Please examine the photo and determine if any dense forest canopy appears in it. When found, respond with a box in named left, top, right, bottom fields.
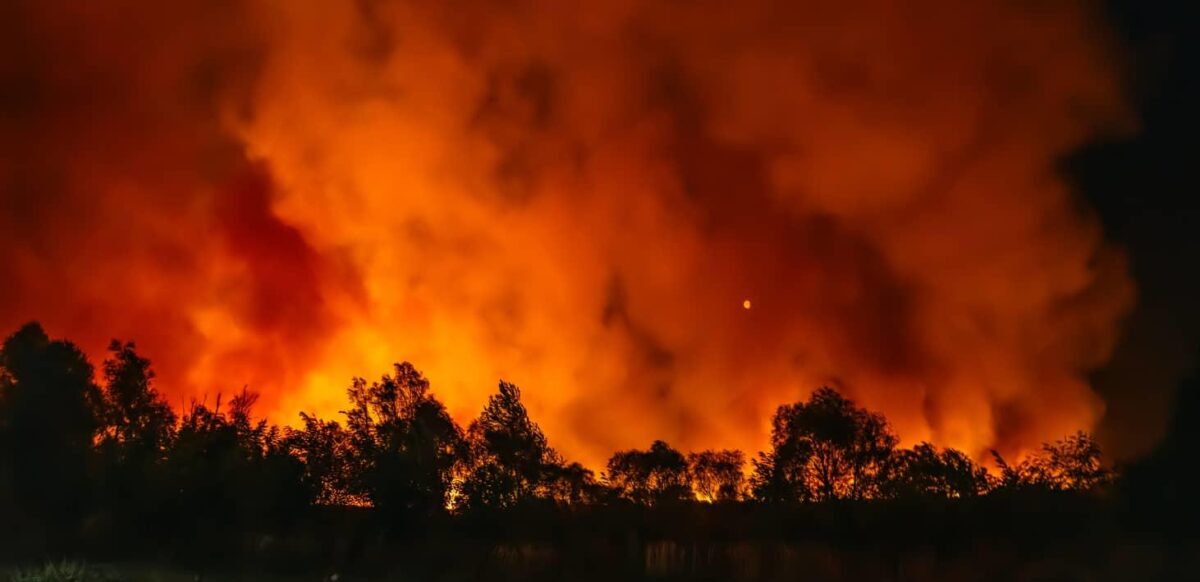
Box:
left=2, top=319, right=1196, bottom=580
left=0, top=322, right=1123, bottom=520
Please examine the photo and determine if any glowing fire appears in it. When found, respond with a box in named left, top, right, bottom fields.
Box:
left=0, top=0, right=1133, bottom=468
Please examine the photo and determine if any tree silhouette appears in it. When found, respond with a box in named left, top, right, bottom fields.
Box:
left=0, top=323, right=102, bottom=525
left=542, top=461, right=603, bottom=506
left=992, top=431, right=1111, bottom=492
left=1034, top=432, right=1112, bottom=490
left=94, top=340, right=178, bottom=535
left=98, top=340, right=176, bottom=456
left=460, top=380, right=561, bottom=510
left=687, top=449, right=745, bottom=502
left=284, top=412, right=357, bottom=506
left=885, top=443, right=992, bottom=499
left=0, top=319, right=1138, bottom=564
left=164, top=390, right=310, bottom=548
left=605, top=440, right=691, bottom=505
left=751, top=387, right=898, bottom=502
left=343, top=362, right=463, bottom=522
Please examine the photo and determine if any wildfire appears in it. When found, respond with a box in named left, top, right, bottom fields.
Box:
left=0, top=0, right=1133, bottom=469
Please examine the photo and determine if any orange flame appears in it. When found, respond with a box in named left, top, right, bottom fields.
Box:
left=0, top=0, right=1134, bottom=468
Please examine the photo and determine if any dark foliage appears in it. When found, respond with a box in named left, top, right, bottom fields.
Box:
left=459, top=380, right=562, bottom=510
left=163, top=390, right=312, bottom=545
left=750, top=387, right=898, bottom=502
left=93, top=340, right=177, bottom=538
left=687, top=449, right=746, bottom=502
left=283, top=412, right=357, bottom=506
left=0, top=321, right=1168, bottom=573
left=0, top=323, right=101, bottom=527
left=343, top=362, right=463, bottom=524
left=991, top=431, right=1113, bottom=492
left=606, top=440, right=692, bottom=505
left=884, top=442, right=992, bottom=499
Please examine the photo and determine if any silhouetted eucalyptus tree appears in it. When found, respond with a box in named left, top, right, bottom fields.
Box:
left=284, top=412, right=357, bottom=506
left=687, top=449, right=745, bottom=502
left=751, top=387, right=897, bottom=502
left=165, top=390, right=310, bottom=544
left=0, top=321, right=1144, bottom=565
left=98, top=340, right=176, bottom=456
left=95, top=340, right=178, bottom=533
left=344, top=362, right=464, bottom=521
left=884, top=443, right=992, bottom=499
left=606, top=440, right=691, bottom=505
left=992, top=431, right=1111, bottom=492
left=460, top=380, right=562, bottom=510
left=543, top=461, right=603, bottom=506
left=0, top=322, right=102, bottom=524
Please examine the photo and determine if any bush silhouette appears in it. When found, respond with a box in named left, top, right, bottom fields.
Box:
left=606, top=440, right=692, bottom=505
left=0, top=320, right=1146, bottom=567
left=343, top=362, right=463, bottom=525
left=751, top=387, right=897, bottom=502
left=0, top=323, right=102, bottom=527
left=460, top=380, right=563, bottom=510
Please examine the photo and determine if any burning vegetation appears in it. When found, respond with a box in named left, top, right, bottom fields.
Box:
left=9, top=321, right=1195, bottom=578
left=0, top=322, right=1113, bottom=521
left=1, top=0, right=1138, bottom=470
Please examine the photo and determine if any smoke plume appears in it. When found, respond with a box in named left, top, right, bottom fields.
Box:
left=1, top=0, right=1135, bottom=466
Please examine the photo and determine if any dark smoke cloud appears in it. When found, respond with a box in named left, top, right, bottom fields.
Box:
left=0, top=0, right=1151, bottom=467
left=0, top=1, right=337, bottom=412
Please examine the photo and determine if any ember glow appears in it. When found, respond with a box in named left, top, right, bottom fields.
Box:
left=1, top=0, right=1134, bottom=467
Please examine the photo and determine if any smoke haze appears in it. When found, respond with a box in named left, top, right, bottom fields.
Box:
left=1, top=0, right=1139, bottom=466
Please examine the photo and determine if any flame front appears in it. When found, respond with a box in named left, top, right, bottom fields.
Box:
left=0, top=0, right=1134, bottom=468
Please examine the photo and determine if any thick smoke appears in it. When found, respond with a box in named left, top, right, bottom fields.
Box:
left=1, top=0, right=1134, bottom=466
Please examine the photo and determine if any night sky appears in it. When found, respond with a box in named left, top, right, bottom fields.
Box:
left=1078, top=0, right=1199, bottom=458
left=1, top=0, right=1198, bottom=465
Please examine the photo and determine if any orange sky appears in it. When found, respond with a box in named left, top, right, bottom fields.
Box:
left=0, top=0, right=1135, bottom=468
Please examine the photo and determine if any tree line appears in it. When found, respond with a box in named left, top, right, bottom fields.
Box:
left=0, top=322, right=1117, bottom=542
